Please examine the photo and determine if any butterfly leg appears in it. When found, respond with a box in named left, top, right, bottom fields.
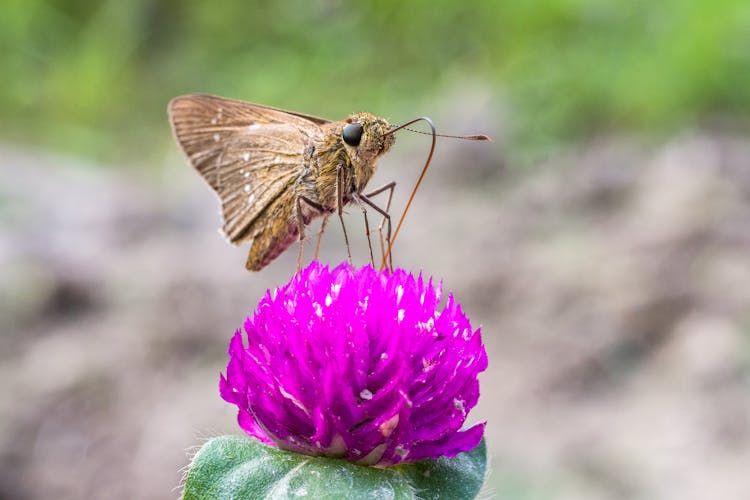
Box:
left=350, top=193, right=376, bottom=266
left=336, top=165, right=353, bottom=265
left=363, top=181, right=396, bottom=271
left=357, top=190, right=394, bottom=272
left=296, top=195, right=328, bottom=272
left=314, top=214, right=330, bottom=260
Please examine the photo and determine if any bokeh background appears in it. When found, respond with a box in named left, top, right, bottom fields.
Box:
left=2, top=1, right=750, bottom=498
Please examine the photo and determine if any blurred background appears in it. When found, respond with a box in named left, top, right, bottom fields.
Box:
left=2, top=1, right=750, bottom=498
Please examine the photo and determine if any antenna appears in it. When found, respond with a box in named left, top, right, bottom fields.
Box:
left=399, top=127, right=491, bottom=142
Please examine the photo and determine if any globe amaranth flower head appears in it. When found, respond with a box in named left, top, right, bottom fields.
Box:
left=220, top=261, right=487, bottom=467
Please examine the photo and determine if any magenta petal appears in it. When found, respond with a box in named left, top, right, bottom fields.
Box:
left=408, top=422, right=487, bottom=462
left=236, top=407, right=274, bottom=445
left=219, top=261, right=487, bottom=465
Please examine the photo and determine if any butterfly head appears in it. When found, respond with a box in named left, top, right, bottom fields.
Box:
left=340, top=112, right=396, bottom=165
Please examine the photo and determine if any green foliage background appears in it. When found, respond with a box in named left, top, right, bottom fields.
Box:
left=2, top=0, right=749, bottom=163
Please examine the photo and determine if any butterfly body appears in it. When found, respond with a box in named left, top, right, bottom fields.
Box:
left=168, top=94, right=395, bottom=271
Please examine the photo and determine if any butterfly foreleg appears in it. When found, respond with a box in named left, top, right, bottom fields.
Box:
left=362, top=181, right=396, bottom=271
left=336, top=164, right=353, bottom=266
left=350, top=193, right=376, bottom=267
left=296, top=195, right=328, bottom=272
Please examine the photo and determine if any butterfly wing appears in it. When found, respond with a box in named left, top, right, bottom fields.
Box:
left=168, top=94, right=330, bottom=243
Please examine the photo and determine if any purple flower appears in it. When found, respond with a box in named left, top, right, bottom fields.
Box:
left=220, top=261, right=487, bottom=466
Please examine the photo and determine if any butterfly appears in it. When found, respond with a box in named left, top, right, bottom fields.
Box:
left=168, top=94, right=398, bottom=271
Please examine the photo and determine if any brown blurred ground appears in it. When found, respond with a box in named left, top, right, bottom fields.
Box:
left=1, top=126, right=749, bottom=499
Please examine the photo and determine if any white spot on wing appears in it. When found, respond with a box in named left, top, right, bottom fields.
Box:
left=244, top=185, right=251, bottom=192
left=247, top=194, right=256, bottom=204
left=248, top=123, right=261, bottom=132
left=213, top=133, right=220, bottom=142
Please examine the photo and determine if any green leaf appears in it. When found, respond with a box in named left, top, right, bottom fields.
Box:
left=182, top=435, right=487, bottom=500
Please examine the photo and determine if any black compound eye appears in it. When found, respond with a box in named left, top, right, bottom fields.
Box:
left=342, top=122, right=363, bottom=146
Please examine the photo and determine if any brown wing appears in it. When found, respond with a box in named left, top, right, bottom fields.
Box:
left=168, top=94, right=330, bottom=243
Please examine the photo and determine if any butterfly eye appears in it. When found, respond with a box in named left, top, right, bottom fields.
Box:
left=342, top=122, right=363, bottom=146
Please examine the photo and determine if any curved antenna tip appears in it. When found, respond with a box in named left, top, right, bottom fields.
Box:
left=467, top=134, right=492, bottom=142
